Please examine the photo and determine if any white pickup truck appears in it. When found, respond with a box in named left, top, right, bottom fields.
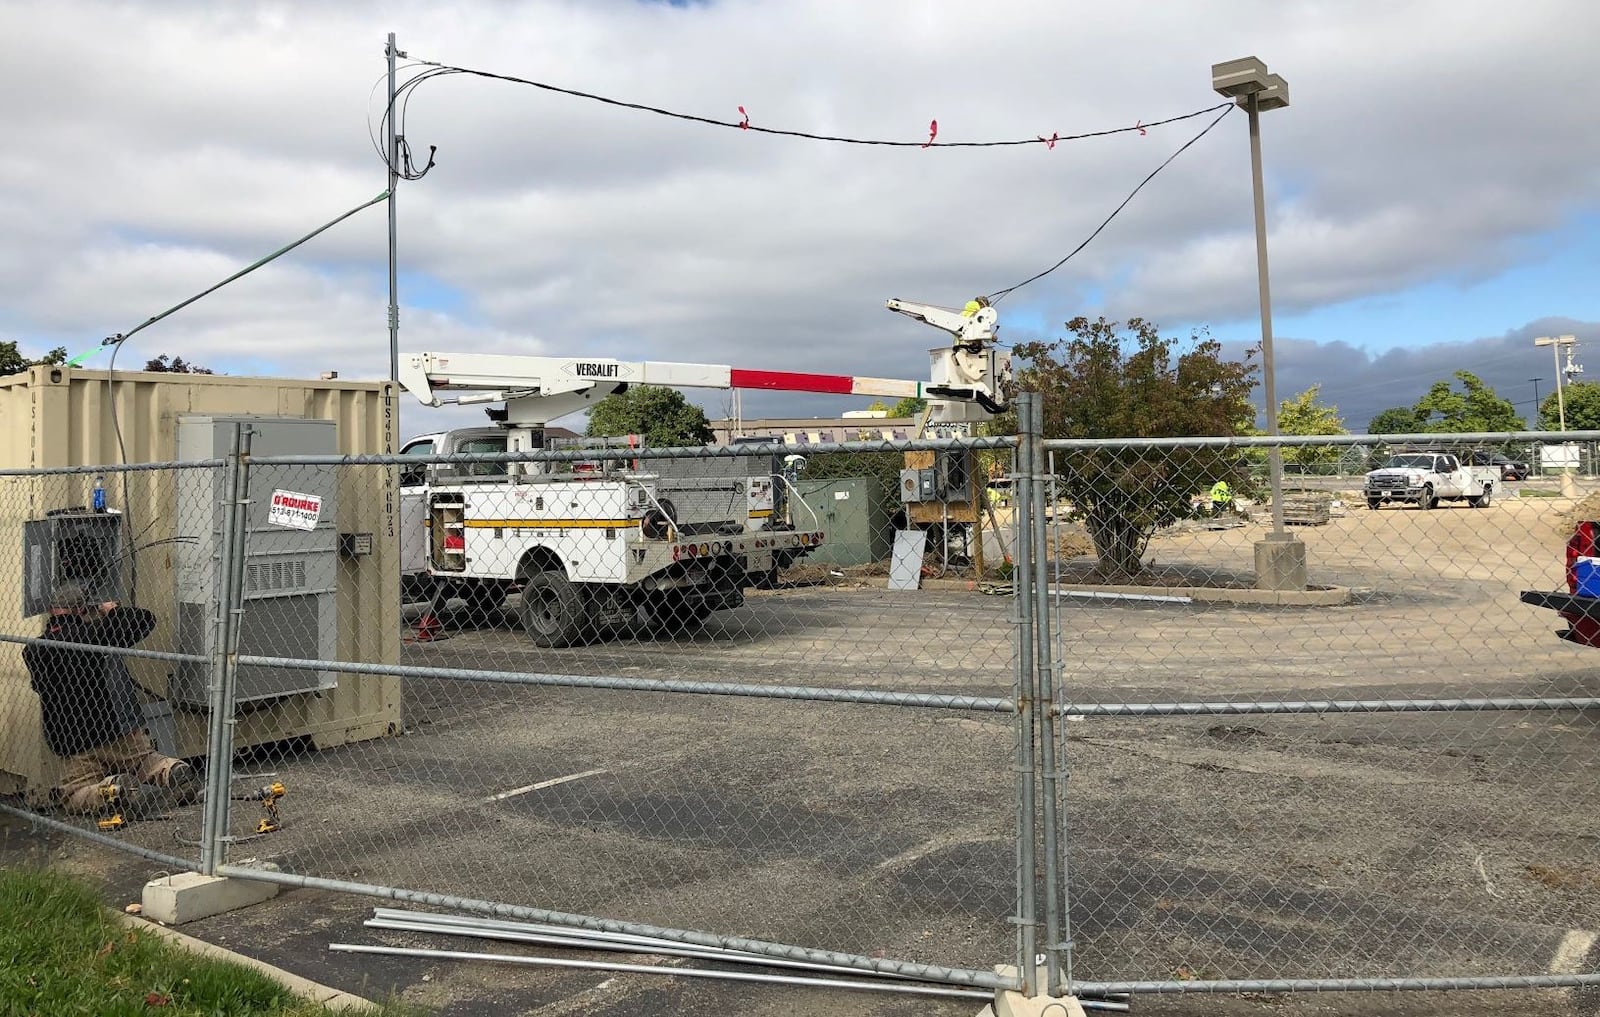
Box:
left=1363, top=451, right=1497, bottom=510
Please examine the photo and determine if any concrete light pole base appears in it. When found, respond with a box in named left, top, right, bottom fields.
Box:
left=1254, top=532, right=1307, bottom=591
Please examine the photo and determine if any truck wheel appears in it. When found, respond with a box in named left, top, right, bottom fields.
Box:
left=519, top=570, right=584, bottom=647
left=1417, top=485, right=1436, bottom=510
left=1366, top=497, right=1381, bottom=511
left=1471, top=485, right=1493, bottom=508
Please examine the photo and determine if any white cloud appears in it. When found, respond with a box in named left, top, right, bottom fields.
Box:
left=2, top=0, right=1597, bottom=432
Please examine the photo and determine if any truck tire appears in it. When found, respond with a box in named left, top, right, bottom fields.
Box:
left=1417, top=485, right=1436, bottom=510
left=1366, top=497, right=1381, bottom=511
left=1471, top=485, right=1493, bottom=508
left=519, top=569, right=585, bottom=647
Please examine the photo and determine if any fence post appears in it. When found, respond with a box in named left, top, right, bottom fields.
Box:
left=199, top=424, right=253, bottom=874
left=1011, top=393, right=1039, bottom=995
left=1028, top=398, right=1071, bottom=996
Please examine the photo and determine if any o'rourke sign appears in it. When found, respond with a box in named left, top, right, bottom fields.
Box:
left=268, top=489, right=322, bottom=531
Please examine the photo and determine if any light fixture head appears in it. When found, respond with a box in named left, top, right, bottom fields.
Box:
left=1212, top=56, right=1270, bottom=97
left=1253, top=73, right=1290, bottom=111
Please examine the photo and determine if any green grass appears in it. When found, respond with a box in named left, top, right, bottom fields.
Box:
left=1518, top=488, right=1561, bottom=498
left=0, top=867, right=422, bottom=1017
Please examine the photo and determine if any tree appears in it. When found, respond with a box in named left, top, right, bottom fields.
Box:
left=586, top=385, right=714, bottom=446
left=1538, top=381, right=1600, bottom=431
left=1367, top=406, right=1421, bottom=436
left=890, top=396, right=927, bottom=419
left=1413, top=370, right=1522, bottom=432
left=1276, top=384, right=1347, bottom=472
left=0, top=341, right=67, bottom=377
left=1005, top=316, right=1257, bottom=577
left=143, top=354, right=214, bottom=374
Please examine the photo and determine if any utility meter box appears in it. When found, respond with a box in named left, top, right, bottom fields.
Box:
left=171, top=415, right=339, bottom=706
left=21, top=511, right=124, bottom=617
left=900, top=468, right=938, bottom=503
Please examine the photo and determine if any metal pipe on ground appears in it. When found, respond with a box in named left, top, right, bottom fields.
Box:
left=330, top=943, right=992, bottom=1001
left=366, top=917, right=906, bottom=981
left=365, top=912, right=1135, bottom=1009
left=371, top=907, right=758, bottom=953
left=330, top=943, right=1133, bottom=1011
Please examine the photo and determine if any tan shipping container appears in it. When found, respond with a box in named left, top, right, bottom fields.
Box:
left=0, top=365, right=402, bottom=795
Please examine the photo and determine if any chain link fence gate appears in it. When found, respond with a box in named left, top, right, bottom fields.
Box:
left=1043, top=428, right=1600, bottom=1003
left=204, top=427, right=1050, bottom=997
left=0, top=453, right=231, bottom=876
left=7, top=415, right=1598, bottom=1009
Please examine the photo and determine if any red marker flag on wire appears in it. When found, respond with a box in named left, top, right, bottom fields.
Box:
left=1039, top=132, right=1059, bottom=150
left=737, top=106, right=750, bottom=129
left=922, top=119, right=938, bottom=148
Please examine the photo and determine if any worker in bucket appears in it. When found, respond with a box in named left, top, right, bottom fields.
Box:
left=1210, top=479, right=1234, bottom=518
left=23, top=583, right=202, bottom=818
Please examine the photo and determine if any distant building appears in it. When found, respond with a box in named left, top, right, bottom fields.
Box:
left=710, top=416, right=918, bottom=446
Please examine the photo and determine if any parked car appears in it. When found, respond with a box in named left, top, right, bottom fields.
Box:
left=1467, top=449, right=1528, bottom=481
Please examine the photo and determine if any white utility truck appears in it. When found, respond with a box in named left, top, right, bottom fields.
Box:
left=1363, top=450, right=1498, bottom=510
left=396, top=297, right=1010, bottom=645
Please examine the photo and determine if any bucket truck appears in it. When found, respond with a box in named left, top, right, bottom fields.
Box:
left=396, top=298, right=1009, bottom=646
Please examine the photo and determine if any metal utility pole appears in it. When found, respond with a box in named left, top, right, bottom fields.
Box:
left=1535, top=335, right=1578, bottom=433
left=386, top=32, right=402, bottom=385
left=1530, top=378, right=1542, bottom=424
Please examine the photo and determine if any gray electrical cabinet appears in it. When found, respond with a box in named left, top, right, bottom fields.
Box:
left=22, top=511, right=124, bottom=617
left=792, top=476, right=894, bottom=567
left=171, top=416, right=338, bottom=706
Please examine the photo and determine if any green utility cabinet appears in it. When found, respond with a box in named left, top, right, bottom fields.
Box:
left=793, top=477, right=893, bottom=567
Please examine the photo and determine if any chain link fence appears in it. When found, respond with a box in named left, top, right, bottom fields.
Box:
left=2, top=416, right=1598, bottom=1005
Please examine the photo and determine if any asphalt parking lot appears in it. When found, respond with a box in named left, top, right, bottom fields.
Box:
left=9, top=494, right=1600, bottom=1015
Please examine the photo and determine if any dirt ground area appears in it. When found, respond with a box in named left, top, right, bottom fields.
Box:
left=7, top=486, right=1600, bottom=1015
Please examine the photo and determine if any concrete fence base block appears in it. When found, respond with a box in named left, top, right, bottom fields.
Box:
left=982, top=964, right=1089, bottom=1017
left=991, top=990, right=1088, bottom=1017
left=142, top=871, right=278, bottom=925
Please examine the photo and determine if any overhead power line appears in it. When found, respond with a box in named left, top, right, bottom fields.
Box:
left=382, top=58, right=1232, bottom=152
left=985, top=104, right=1235, bottom=304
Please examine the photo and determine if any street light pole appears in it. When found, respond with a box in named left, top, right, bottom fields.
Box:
left=1245, top=90, right=1285, bottom=537
left=1213, top=56, right=1302, bottom=591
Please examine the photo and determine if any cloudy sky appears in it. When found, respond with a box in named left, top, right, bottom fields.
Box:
left=3, top=0, right=1598, bottom=437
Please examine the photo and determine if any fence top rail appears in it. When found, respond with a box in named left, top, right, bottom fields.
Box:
left=247, top=435, right=1017, bottom=466
left=0, top=459, right=225, bottom=478
left=1042, top=429, right=1600, bottom=451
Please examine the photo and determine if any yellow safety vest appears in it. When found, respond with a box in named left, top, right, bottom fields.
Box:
left=1211, top=481, right=1232, bottom=504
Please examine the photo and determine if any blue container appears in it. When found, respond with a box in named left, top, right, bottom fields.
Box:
left=1576, top=557, right=1600, bottom=598
left=92, top=475, right=106, bottom=513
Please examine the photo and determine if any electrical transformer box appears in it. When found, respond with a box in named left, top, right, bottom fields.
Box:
left=21, top=511, right=123, bottom=617
left=171, top=415, right=339, bottom=706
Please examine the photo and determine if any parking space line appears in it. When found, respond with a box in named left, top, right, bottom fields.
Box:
left=485, top=768, right=608, bottom=803
left=1550, top=930, right=1597, bottom=974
